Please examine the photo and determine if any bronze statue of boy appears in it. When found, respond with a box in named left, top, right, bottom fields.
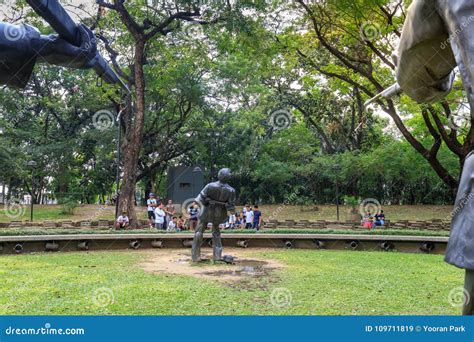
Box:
left=191, top=168, right=236, bottom=263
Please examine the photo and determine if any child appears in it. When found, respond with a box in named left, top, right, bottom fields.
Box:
left=245, top=205, right=254, bottom=229
left=146, top=193, right=157, bottom=228
left=115, top=211, right=129, bottom=230
left=235, top=214, right=243, bottom=229
left=154, top=203, right=166, bottom=230
left=167, top=216, right=178, bottom=232
left=252, top=205, right=262, bottom=231
left=362, top=211, right=373, bottom=230
left=374, top=210, right=385, bottom=227
left=188, top=202, right=200, bottom=230
left=177, top=215, right=186, bottom=231
left=228, top=212, right=236, bottom=229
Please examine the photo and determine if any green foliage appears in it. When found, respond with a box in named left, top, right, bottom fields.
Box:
left=0, top=0, right=464, bottom=208
left=343, top=196, right=360, bottom=207
left=58, top=197, right=79, bottom=215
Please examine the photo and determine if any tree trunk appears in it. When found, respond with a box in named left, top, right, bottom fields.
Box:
left=385, top=104, right=458, bottom=196
left=118, top=40, right=146, bottom=228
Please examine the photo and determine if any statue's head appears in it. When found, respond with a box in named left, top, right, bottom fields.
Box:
left=218, top=168, right=232, bottom=183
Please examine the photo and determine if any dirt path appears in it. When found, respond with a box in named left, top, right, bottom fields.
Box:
left=139, top=248, right=285, bottom=289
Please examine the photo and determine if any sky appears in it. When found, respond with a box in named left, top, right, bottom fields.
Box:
left=0, top=0, right=96, bottom=22
left=0, top=0, right=431, bottom=135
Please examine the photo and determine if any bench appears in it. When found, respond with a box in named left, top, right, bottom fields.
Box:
left=43, top=221, right=56, bottom=228
left=98, top=220, right=110, bottom=229
left=9, top=221, right=22, bottom=228
left=60, top=220, right=75, bottom=228
left=80, top=221, right=92, bottom=228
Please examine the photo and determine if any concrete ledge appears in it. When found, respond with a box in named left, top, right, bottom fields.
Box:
left=0, top=233, right=448, bottom=256
left=0, top=233, right=449, bottom=243
left=0, top=218, right=450, bottom=231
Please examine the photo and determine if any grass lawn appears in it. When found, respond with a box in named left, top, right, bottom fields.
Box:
left=0, top=205, right=118, bottom=223
left=0, top=204, right=454, bottom=223
left=0, top=249, right=463, bottom=315
left=261, top=204, right=453, bottom=222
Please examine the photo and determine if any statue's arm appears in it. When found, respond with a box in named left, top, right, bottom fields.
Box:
left=34, top=24, right=97, bottom=69
left=0, top=22, right=97, bottom=88
left=0, top=23, right=41, bottom=88
left=395, top=0, right=457, bottom=103
left=226, top=189, right=236, bottom=213
left=196, top=185, right=211, bottom=205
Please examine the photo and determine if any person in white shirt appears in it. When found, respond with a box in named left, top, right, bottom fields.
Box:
left=245, top=205, right=254, bottom=229
left=228, top=213, right=236, bottom=229
left=154, top=203, right=165, bottom=230
left=167, top=216, right=178, bottom=232
left=115, top=211, right=129, bottom=230
left=146, top=193, right=158, bottom=228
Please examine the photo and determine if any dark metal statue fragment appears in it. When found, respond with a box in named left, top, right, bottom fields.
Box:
left=191, top=168, right=236, bottom=263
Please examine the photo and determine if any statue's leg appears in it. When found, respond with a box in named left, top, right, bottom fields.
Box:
left=212, top=223, right=223, bottom=261
left=191, top=220, right=204, bottom=262
left=463, top=269, right=474, bottom=315
left=438, top=1, right=474, bottom=112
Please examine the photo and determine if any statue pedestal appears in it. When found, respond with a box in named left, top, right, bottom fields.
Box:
left=463, top=269, right=474, bottom=315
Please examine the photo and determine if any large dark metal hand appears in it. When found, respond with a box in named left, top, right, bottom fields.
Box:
left=35, top=24, right=97, bottom=69
left=26, top=0, right=129, bottom=92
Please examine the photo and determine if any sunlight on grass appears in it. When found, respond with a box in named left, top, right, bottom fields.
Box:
left=0, top=249, right=463, bottom=315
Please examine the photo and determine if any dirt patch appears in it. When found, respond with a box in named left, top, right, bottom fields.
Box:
left=139, top=248, right=284, bottom=289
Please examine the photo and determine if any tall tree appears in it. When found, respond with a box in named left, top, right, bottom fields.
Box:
left=287, top=0, right=469, bottom=194
left=95, top=0, right=233, bottom=226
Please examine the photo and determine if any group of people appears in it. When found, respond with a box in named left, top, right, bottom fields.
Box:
left=115, top=193, right=264, bottom=232
left=146, top=193, right=186, bottom=231
left=116, top=196, right=383, bottom=232
left=229, top=204, right=263, bottom=231
left=362, top=210, right=385, bottom=230
left=226, top=205, right=263, bottom=230
left=117, top=198, right=385, bottom=232
left=185, top=203, right=264, bottom=231
left=147, top=192, right=265, bottom=231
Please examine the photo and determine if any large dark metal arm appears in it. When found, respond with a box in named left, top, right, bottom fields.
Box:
left=26, top=0, right=129, bottom=92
